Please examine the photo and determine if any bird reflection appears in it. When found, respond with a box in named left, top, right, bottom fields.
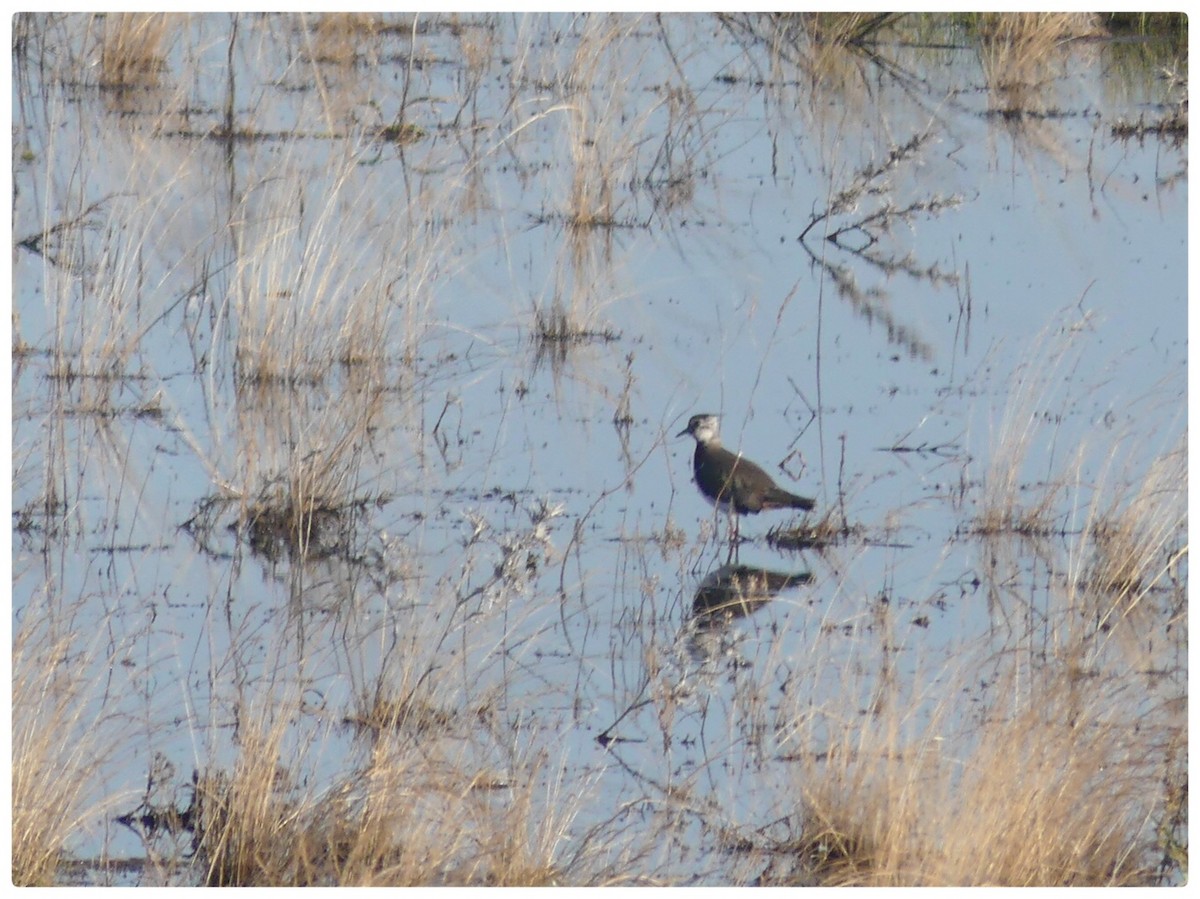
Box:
left=689, top=563, right=812, bottom=627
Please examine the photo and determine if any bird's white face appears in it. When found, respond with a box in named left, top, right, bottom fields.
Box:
left=689, top=414, right=720, bottom=444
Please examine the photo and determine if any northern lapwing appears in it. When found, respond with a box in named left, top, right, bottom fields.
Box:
left=677, top=413, right=814, bottom=552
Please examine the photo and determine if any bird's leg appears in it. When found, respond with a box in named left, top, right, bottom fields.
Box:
left=725, top=507, right=740, bottom=563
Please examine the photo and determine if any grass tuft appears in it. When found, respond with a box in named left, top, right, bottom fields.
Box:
left=12, top=607, right=130, bottom=885
left=972, top=13, right=1102, bottom=113
left=98, top=13, right=172, bottom=89
left=185, top=701, right=591, bottom=886
left=768, top=658, right=1179, bottom=886
left=1079, top=437, right=1186, bottom=629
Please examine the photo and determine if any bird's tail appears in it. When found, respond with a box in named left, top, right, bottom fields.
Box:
left=764, top=487, right=815, bottom=511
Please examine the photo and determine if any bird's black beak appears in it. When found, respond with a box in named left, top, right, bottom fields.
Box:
left=675, top=426, right=690, bottom=438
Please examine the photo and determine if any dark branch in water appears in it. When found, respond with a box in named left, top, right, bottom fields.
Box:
left=797, top=130, right=965, bottom=362
left=15, top=196, right=119, bottom=270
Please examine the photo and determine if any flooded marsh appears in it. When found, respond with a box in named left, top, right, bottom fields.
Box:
left=11, top=13, right=1187, bottom=886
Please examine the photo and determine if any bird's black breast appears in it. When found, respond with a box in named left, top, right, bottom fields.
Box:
left=694, top=444, right=770, bottom=514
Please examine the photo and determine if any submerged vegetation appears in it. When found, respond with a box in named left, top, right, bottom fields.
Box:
left=12, top=12, right=1186, bottom=887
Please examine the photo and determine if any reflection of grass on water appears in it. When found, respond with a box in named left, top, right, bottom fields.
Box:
left=531, top=298, right=620, bottom=376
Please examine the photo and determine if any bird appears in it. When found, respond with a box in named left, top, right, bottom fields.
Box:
left=676, top=413, right=814, bottom=548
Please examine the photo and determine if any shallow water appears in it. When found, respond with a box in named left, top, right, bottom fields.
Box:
left=11, top=13, right=1187, bottom=885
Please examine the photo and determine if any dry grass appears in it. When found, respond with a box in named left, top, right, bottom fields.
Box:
left=48, top=198, right=153, bottom=387
left=12, top=13, right=1186, bottom=887
left=767, top=511, right=849, bottom=553
left=734, top=12, right=902, bottom=67
left=306, top=12, right=383, bottom=66
left=973, top=312, right=1187, bottom=609
left=780, top=665, right=1175, bottom=885
left=520, top=16, right=658, bottom=366
left=973, top=313, right=1092, bottom=536
left=973, top=13, right=1102, bottom=113
left=170, top=490, right=589, bottom=886
left=98, top=13, right=173, bottom=88
left=530, top=298, right=620, bottom=376
left=11, top=607, right=130, bottom=886
left=768, top=517, right=1183, bottom=886
left=228, top=143, right=449, bottom=384
left=187, top=696, right=595, bottom=886
left=717, top=12, right=904, bottom=126
left=560, top=15, right=644, bottom=233
left=797, top=12, right=900, bottom=47
left=1102, top=12, right=1188, bottom=37
left=1082, top=437, right=1186, bottom=625
left=193, top=374, right=388, bottom=562
left=231, top=163, right=380, bottom=385
left=745, top=316, right=1186, bottom=886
